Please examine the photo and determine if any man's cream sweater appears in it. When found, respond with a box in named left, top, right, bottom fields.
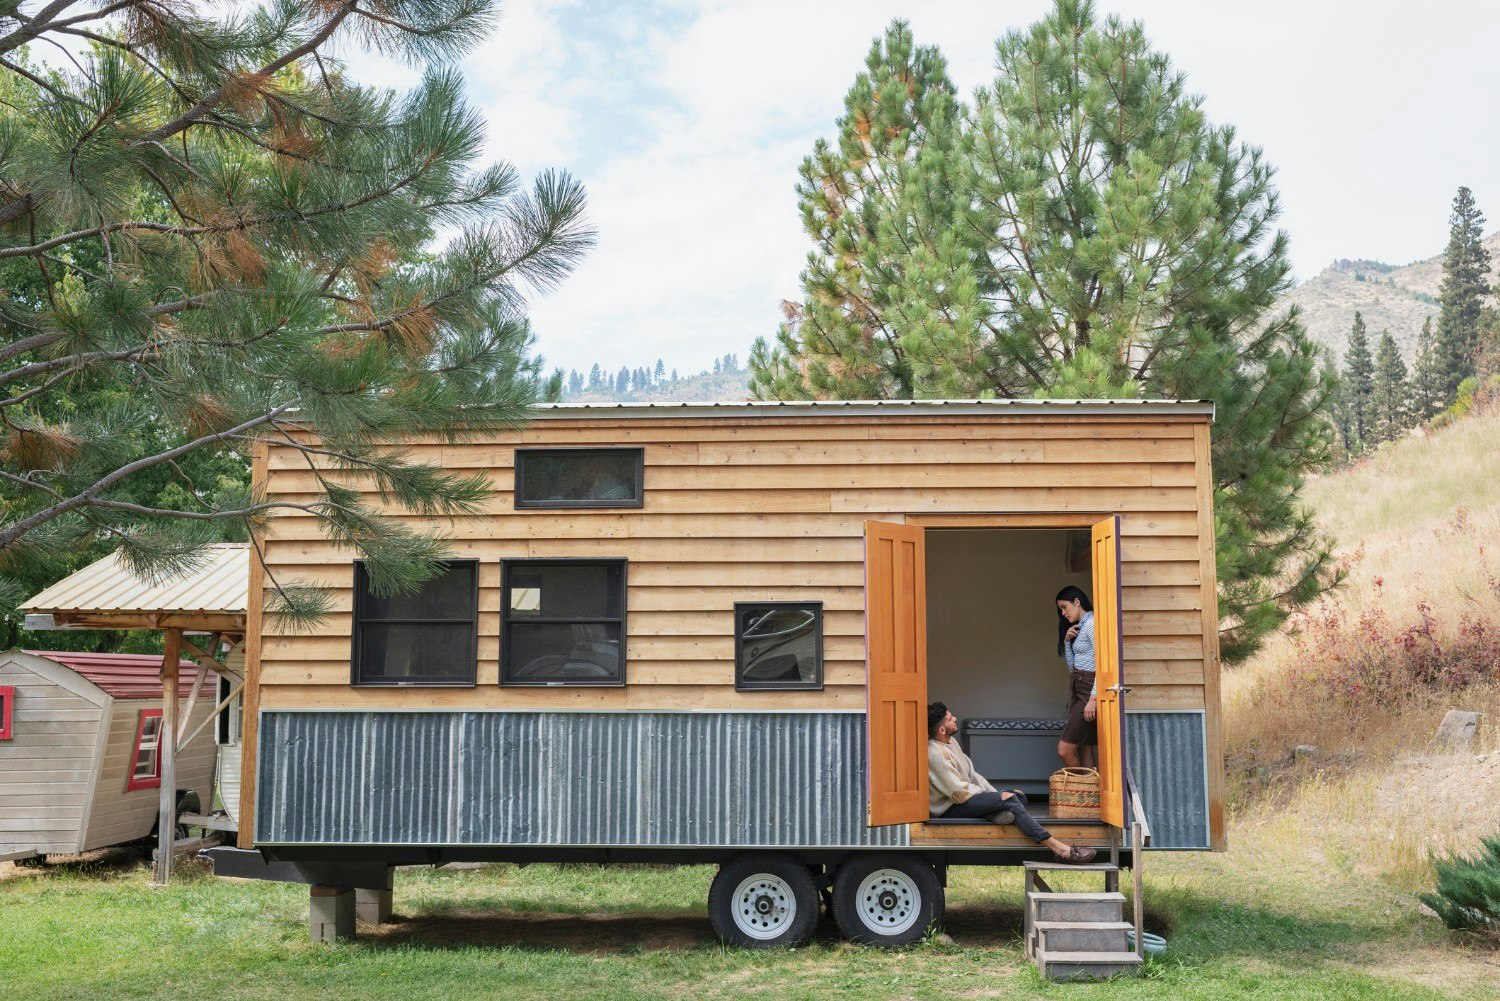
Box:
left=928, top=737, right=996, bottom=816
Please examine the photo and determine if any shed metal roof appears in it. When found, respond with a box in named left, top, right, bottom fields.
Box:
left=21, top=543, right=249, bottom=617
left=530, top=399, right=1215, bottom=420
left=22, top=650, right=213, bottom=700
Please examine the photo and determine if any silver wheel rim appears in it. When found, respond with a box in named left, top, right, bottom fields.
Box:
left=731, top=873, right=798, bottom=940
left=856, top=868, right=921, bottom=935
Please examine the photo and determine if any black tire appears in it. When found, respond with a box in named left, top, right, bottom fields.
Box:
left=832, top=853, right=943, bottom=946
left=708, top=852, right=820, bottom=949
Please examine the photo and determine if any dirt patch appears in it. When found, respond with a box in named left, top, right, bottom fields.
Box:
left=0, top=845, right=151, bottom=882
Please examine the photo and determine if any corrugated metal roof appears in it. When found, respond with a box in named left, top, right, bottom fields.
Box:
left=530, top=399, right=1215, bottom=420
left=21, top=543, right=248, bottom=616
left=24, top=650, right=214, bottom=700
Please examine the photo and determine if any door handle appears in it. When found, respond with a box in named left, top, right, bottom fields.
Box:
left=1107, top=684, right=1131, bottom=696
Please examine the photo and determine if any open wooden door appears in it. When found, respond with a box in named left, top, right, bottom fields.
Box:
left=864, top=521, right=928, bottom=827
left=1092, top=516, right=1128, bottom=829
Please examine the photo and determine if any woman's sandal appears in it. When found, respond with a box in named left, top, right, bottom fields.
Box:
left=1054, top=845, right=1097, bottom=865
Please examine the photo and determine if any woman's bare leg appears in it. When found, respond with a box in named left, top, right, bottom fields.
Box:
left=1057, top=740, right=1082, bottom=768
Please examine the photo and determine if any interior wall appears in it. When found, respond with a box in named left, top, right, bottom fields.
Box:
left=926, top=529, right=1091, bottom=721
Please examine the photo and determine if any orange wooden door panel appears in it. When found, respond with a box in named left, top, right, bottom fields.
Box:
left=1092, top=515, right=1127, bottom=829
left=864, top=521, right=929, bottom=827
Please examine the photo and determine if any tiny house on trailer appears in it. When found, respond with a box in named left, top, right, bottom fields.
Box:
left=212, top=400, right=1223, bottom=949
left=0, top=651, right=216, bottom=862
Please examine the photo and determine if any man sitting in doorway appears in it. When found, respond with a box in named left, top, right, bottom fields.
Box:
left=928, top=702, right=1097, bottom=864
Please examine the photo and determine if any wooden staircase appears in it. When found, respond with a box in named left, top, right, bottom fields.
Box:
left=1024, top=861, right=1143, bottom=981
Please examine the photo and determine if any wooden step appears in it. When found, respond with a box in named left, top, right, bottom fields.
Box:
left=1034, top=920, right=1132, bottom=954
left=1029, top=891, right=1125, bottom=924
left=1037, top=949, right=1144, bottom=982
left=1022, top=860, right=1119, bottom=872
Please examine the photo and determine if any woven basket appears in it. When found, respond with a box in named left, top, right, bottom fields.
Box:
left=1048, top=767, right=1101, bottom=819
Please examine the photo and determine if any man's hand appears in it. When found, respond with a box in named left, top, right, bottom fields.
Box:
left=1084, top=697, right=1097, bottom=722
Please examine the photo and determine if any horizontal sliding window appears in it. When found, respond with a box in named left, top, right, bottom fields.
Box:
left=352, top=560, right=478, bottom=686
left=514, top=448, right=643, bottom=509
left=735, top=602, right=824, bottom=691
left=502, top=560, right=626, bottom=686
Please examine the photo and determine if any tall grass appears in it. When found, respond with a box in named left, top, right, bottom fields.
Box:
left=1224, top=404, right=1500, bottom=885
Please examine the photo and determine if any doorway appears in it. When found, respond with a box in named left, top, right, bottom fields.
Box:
left=925, top=528, right=1090, bottom=798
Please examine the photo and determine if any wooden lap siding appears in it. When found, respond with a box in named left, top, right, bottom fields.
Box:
left=82, top=692, right=218, bottom=851
left=0, top=660, right=104, bottom=854
left=253, top=415, right=1213, bottom=718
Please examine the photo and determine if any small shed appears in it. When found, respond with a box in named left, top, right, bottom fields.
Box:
left=0, top=651, right=216, bottom=861
left=18, top=543, right=249, bottom=879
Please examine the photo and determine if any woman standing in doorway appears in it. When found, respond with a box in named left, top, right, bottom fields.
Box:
left=1055, top=586, right=1097, bottom=768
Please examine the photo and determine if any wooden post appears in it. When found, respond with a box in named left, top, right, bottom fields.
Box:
left=153, top=628, right=183, bottom=885
left=1132, top=821, right=1145, bottom=958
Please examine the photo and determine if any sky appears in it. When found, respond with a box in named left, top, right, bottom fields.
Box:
left=339, top=0, right=1500, bottom=377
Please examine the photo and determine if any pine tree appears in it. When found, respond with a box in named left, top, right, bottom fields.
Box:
left=1434, top=186, right=1493, bottom=402
left=616, top=367, right=629, bottom=394
left=749, top=2, right=1339, bottom=662
left=713, top=358, right=721, bottom=375
left=1342, top=312, right=1375, bottom=449
left=655, top=359, right=666, bottom=384
left=1370, top=331, right=1410, bottom=444
left=1411, top=316, right=1443, bottom=420
left=589, top=364, right=603, bottom=389
left=1323, top=357, right=1353, bottom=459
left=0, top=3, right=591, bottom=618
left=671, top=369, right=679, bottom=382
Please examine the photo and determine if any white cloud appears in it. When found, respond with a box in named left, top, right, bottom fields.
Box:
left=337, top=0, right=1500, bottom=375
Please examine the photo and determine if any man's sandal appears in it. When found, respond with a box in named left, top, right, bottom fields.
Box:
left=1054, top=845, right=1097, bottom=864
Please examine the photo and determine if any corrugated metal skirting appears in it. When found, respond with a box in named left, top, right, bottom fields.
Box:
left=258, top=712, right=909, bottom=849
left=1125, top=711, right=1210, bottom=849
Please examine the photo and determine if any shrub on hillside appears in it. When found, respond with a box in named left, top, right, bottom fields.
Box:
left=1419, top=835, right=1500, bottom=940
left=1280, top=572, right=1500, bottom=705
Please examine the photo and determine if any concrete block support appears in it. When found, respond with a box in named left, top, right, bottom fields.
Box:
left=310, top=885, right=355, bottom=944
left=356, top=867, right=395, bottom=925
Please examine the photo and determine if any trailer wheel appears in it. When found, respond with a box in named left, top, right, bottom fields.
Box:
left=708, top=853, right=819, bottom=948
left=832, top=853, right=943, bottom=946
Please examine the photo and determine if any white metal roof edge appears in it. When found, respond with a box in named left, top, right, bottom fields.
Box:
left=530, top=399, right=1215, bottom=420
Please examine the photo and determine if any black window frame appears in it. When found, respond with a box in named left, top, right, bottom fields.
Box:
left=513, top=447, right=645, bottom=510
left=500, top=558, right=628, bottom=687
left=350, top=559, right=480, bottom=688
left=733, top=601, right=824, bottom=692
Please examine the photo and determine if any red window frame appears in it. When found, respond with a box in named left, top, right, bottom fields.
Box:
left=126, top=708, right=164, bottom=791
left=0, top=685, right=13, bottom=739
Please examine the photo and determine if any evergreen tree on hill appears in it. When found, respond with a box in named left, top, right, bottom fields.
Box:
left=1370, top=331, right=1410, bottom=445
left=748, top=2, right=1338, bottom=662
left=1342, top=312, right=1375, bottom=449
left=1411, top=317, right=1443, bottom=420
left=1434, top=186, right=1492, bottom=402
left=589, top=364, right=603, bottom=389
left=0, top=3, right=592, bottom=618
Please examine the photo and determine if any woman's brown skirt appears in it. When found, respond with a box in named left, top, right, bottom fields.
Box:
left=1061, top=670, right=1097, bottom=746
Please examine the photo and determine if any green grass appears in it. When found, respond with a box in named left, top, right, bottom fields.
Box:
left=2, top=847, right=1493, bottom=1001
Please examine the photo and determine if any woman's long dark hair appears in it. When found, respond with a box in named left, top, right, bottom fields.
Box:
left=1055, top=586, right=1094, bottom=656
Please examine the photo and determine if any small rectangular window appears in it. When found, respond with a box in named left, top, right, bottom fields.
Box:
left=0, top=685, right=13, bottom=739
left=514, top=448, right=644, bottom=509
left=352, top=560, right=478, bottom=686
left=126, top=709, right=163, bottom=791
left=735, top=602, right=824, bottom=691
left=501, top=560, right=627, bottom=685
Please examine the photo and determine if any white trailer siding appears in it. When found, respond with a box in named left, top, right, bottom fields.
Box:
left=82, top=690, right=217, bottom=851
left=0, top=655, right=108, bottom=855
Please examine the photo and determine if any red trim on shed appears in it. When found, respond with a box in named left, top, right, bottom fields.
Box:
left=126, top=708, right=164, bottom=791
left=0, top=685, right=13, bottom=739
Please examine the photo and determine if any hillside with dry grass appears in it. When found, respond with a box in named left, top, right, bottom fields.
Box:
left=1224, top=404, right=1500, bottom=887
left=1281, top=232, right=1500, bottom=365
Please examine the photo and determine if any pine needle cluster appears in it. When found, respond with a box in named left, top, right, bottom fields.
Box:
left=0, top=2, right=593, bottom=623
